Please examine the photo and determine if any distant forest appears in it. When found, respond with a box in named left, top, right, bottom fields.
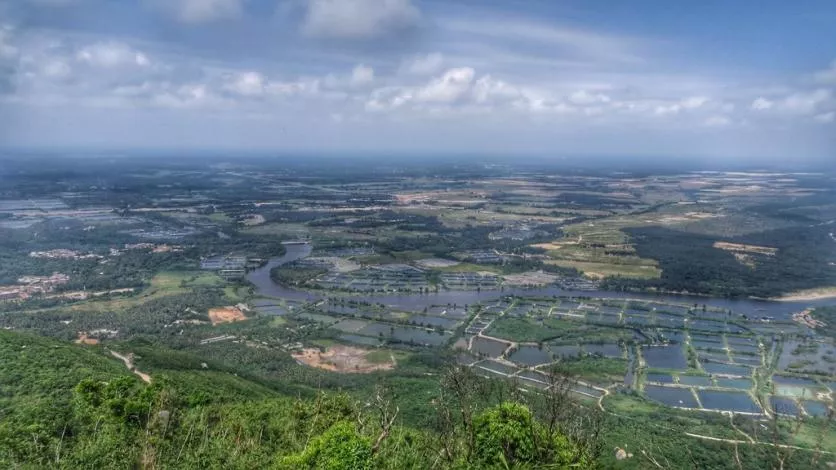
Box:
left=604, top=225, right=836, bottom=298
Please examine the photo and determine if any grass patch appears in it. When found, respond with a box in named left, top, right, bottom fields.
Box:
left=550, top=357, right=628, bottom=384
left=366, top=350, right=394, bottom=364
left=243, top=223, right=310, bottom=237
left=434, top=263, right=500, bottom=274
left=269, top=317, right=287, bottom=327
left=59, top=271, right=223, bottom=314
left=545, top=260, right=661, bottom=279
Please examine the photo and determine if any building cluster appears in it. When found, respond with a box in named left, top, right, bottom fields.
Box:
left=119, top=243, right=183, bottom=254
left=461, top=250, right=507, bottom=264
left=29, top=249, right=102, bottom=260
left=488, top=224, right=549, bottom=241
left=792, top=309, right=826, bottom=329
left=0, top=273, right=70, bottom=301
left=200, top=255, right=248, bottom=279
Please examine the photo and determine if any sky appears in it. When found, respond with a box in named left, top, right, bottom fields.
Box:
left=1, top=0, right=835, bottom=161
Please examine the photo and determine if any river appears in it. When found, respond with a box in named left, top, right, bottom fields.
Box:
left=247, top=243, right=835, bottom=320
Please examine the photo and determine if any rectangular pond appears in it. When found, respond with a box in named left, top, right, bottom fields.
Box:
left=801, top=400, right=831, bottom=417
left=476, top=360, right=519, bottom=376
left=692, top=340, right=727, bottom=350
left=643, top=345, right=688, bottom=370
left=407, top=315, right=460, bottom=329
left=678, top=375, right=712, bottom=387
left=769, top=397, right=800, bottom=416
left=645, top=385, right=699, bottom=408
left=338, top=334, right=382, bottom=346
left=256, top=305, right=290, bottom=316
left=646, top=373, right=675, bottom=384
left=508, top=346, right=553, bottom=366
left=357, top=323, right=449, bottom=346
left=716, top=378, right=753, bottom=390
left=583, top=344, right=622, bottom=358
left=456, top=352, right=480, bottom=366
left=729, top=343, right=760, bottom=354
left=548, top=344, right=582, bottom=358
left=517, top=369, right=549, bottom=383
left=702, top=362, right=751, bottom=377
left=730, top=355, right=762, bottom=366
left=472, top=337, right=509, bottom=358
left=698, top=390, right=761, bottom=413
left=333, top=319, right=370, bottom=333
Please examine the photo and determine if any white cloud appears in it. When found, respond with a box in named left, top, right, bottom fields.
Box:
left=41, top=59, right=72, bottom=79
left=76, top=42, right=150, bottom=68
left=750, top=90, right=831, bottom=116
left=704, top=115, right=731, bottom=127
left=472, top=75, right=523, bottom=104
left=399, top=53, right=443, bottom=75
left=303, top=0, right=421, bottom=39
left=439, top=17, right=645, bottom=63
left=365, top=67, right=539, bottom=113
left=653, top=96, right=710, bottom=115
left=751, top=97, right=773, bottom=110
left=568, top=90, right=610, bottom=105
left=415, top=67, right=474, bottom=103
left=266, top=77, right=321, bottom=97
left=350, top=64, right=374, bottom=86
left=225, top=71, right=266, bottom=96
left=814, top=111, right=834, bottom=123
left=781, top=89, right=831, bottom=114
left=152, top=83, right=215, bottom=108
left=145, top=0, right=245, bottom=24
left=681, top=96, right=708, bottom=109
left=653, top=104, right=679, bottom=116
left=110, top=80, right=224, bottom=109
left=813, top=60, right=836, bottom=85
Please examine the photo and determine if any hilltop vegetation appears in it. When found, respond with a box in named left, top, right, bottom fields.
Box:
left=0, top=330, right=600, bottom=469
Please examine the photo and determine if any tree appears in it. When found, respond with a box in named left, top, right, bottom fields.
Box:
left=279, top=421, right=372, bottom=470
left=473, top=402, right=592, bottom=469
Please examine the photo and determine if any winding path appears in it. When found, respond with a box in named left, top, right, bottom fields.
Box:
left=109, top=349, right=152, bottom=383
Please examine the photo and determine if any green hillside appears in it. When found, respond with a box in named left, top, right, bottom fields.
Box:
left=0, top=331, right=599, bottom=469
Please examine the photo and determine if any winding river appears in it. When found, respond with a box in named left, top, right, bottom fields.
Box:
left=247, top=243, right=835, bottom=320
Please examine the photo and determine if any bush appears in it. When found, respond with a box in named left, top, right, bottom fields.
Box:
left=279, top=421, right=372, bottom=470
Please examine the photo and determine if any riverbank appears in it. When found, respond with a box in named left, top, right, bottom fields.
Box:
left=772, top=287, right=836, bottom=302
left=247, top=244, right=836, bottom=321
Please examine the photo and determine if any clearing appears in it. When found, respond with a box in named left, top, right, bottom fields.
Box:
left=75, top=332, right=99, bottom=345
left=208, top=306, right=247, bottom=325
left=415, top=258, right=461, bottom=269
left=775, top=287, right=836, bottom=302
left=292, top=345, right=396, bottom=373
left=109, top=349, right=152, bottom=383
left=713, top=242, right=778, bottom=256
left=545, top=259, right=661, bottom=280
left=502, top=271, right=559, bottom=287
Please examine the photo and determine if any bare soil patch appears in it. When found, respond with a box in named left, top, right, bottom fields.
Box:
left=531, top=239, right=579, bottom=251
left=241, top=214, right=266, bottom=226
left=503, top=271, right=559, bottom=287
left=292, top=345, right=395, bottom=373
left=75, top=333, right=99, bottom=345
left=774, top=287, right=836, bottom=302
left=208, top=306, right=247, bottom=325
left=713, top=242, right=777, bottom=256
left=415, top=258, right=461, bottom=269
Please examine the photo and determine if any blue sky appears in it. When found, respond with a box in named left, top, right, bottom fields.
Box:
left=1, top=0, right=835, bottom=160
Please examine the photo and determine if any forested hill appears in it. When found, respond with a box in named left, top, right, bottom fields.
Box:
left=0, top=330, right=597, bottom=469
